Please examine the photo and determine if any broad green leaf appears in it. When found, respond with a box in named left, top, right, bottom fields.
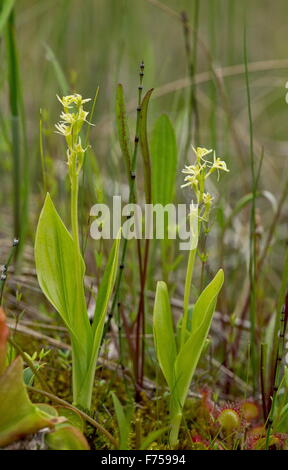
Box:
left=92, top=236, right=120, bottom=333
left=35, top=193, right=90, bottom=343
left=0, top=357, right=57, bottom=447
left=151, top=115, right=177, bottom=205
left=35, top=193, right=93, bottom=407
left=174, top=269, right=224, bottom=408
left=139, top=88, right=154, bottom=203
left=191, top=268, right=224, bottom=333
left=111, top=392, right=131, bottom=450
left=45, top=424, right=89, bottom=450
left=90, top=236, right=120, bottom=356
left=79, top=237, right=120, bottom=403
left=116, top=84, right=132, bottom=180
left=153, top=281, right=177, bottom=390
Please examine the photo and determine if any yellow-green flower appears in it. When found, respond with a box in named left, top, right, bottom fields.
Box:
left=192, top=146, right=213, bottom=162
left=181, top=166, right=199, bottom=188
left=182, top=164, right=203, bottom=177
left=57, top=94, right=91, bottom=109
left=181, top=146, right=229, bottom=216
left=181, top=173, right=199, bottom=189
left=55, top=93, right=91, bottom=176
left=206, top=151, right=230, bottom=180
left=203, top=192, right=213, bottom=205
left=55, top=121, right=71, bottom=137
left=201, top=192, right=214, bottom=221
left=212, top=157, right=229, bottom=172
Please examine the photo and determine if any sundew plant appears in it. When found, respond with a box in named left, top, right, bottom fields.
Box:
left=1, top=0, right=288, bottom=452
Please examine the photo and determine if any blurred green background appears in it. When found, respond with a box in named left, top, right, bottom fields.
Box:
left=1, top=0, right=288, bottom=320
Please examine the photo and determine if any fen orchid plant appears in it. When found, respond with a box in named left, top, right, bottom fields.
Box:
left=35, top=94, right=120, bottom=410
left=153, top=146, right=229, bottom=446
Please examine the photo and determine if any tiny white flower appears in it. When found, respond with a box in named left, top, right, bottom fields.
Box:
left=182, top=145, right=229, bottom=213
left=55, top=122, right=71, bottom=136
left=181, top=174, right=199, bottom=188
left=56, top=93, right=91, bottom=108
left=74, top=137, right=88, bottom=155
left=207, top=151, right=230, bottom=181
left=212, top=152, right=229, bottom=173
left=59, top=111, right=76, bottom=124
left=81, top=97, right=92, bottom=104
left=192, top=146, right=213, bottom=161
left=78, top=109, right=89, bottom=122
left=182, top=164, right=202, bottom=176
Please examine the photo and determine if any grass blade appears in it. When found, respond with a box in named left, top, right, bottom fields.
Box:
left=116, top=83, right=132, bottom=181
left=111, top=392, right=131, bottom=450
left=139, top=88, right=154, bottom=204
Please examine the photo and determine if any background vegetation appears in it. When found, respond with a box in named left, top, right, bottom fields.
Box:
left=1, top=0, right=288, bottom=450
